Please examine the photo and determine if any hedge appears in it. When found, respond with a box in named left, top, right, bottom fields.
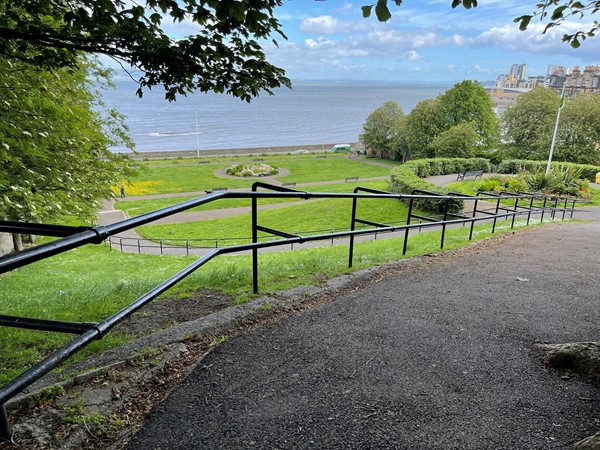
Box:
left=497, top=159, right=600, bottom=181
left=390, top=158, right=491, bottom=213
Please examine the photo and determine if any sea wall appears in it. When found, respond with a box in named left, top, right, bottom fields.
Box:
left=126, top=143, right=358, bottom=160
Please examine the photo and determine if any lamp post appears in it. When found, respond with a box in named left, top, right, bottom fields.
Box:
left=546, top=83, right=566, bottom=173
left=195, top=110, right=200, bottom=159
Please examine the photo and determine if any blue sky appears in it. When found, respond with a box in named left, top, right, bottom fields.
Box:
left=251, top=0, right=600, bottom=83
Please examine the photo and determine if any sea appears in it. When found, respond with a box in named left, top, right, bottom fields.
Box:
left=101, top=74, right=452, bottom=153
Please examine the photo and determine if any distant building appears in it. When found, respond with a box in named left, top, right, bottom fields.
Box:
left=488, top=64, right=542, bottom=110
left=488, top=63, right=600, bottom=110
left=562, top=66, right=600, bottom=97
left=509, top=64, right=527, bottom=81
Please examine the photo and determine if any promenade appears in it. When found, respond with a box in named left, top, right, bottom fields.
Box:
left=127, top=206, right=600, bottom=449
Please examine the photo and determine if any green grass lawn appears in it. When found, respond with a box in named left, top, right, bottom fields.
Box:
left=137, top=192, right=408, bottom=246
left=0, top=218, right=540, bottom=384
left=115, top=180, right=392, bottom=217
left=126, top=155, right=392, bottom=195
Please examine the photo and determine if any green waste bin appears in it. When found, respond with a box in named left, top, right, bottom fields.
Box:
left=597, top=172, right=600, bottom=183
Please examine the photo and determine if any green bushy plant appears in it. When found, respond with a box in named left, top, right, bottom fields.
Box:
left=498, top=159, right=600, bottom=182
left=390, top=158, right=491, bottom=213
left=476, top=176, right=504, bottom=192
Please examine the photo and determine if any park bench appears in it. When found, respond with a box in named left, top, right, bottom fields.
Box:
left=281, top=182, right=296, bottom=187
left=252, top=158, right=263, bottom=162
left=205, top=187, right=228, bottom=194
left=457, top=170, right=484, bottom=181
left=316, top=155, right=327, bottom=159
left=345, top=176, right=359, bottom=182
left=198, top=161, right=210, bottom=164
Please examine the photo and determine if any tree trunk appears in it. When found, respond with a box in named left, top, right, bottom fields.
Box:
left=12, top=233, right=23, bottom=252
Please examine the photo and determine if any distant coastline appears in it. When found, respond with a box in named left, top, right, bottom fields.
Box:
left=126, top=142, right=356, bottom=159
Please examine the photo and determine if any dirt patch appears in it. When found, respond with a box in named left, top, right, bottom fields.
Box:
left=114, top=289, right=234, bottom=339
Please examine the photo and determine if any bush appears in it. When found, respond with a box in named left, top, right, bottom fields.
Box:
left=476, top=175, right=504, bottom=192
left=498, top=159, right=600, bottom=182
left=390, top=158, right=491, bottom=213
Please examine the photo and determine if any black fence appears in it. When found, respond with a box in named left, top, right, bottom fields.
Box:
left=0, top=182, right=579, bottom=440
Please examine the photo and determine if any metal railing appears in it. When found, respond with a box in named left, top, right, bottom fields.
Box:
left=0, top=182, right=579, bottom=440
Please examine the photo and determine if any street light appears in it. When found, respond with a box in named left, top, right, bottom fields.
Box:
left=547, top=83, right=566, bottom=173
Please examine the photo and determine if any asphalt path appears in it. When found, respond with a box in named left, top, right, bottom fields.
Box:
left=127, top=205, right=600, bottom=449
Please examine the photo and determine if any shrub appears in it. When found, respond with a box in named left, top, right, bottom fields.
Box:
left=498, top=159, right=600, bottom=182
left=476, top=175, right=504, bottom=192
left=390, top=158, right=491, bottom=213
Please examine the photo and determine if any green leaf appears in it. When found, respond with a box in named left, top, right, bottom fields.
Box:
left=515, top=15, right=532, bottom=31
left=451, top=0, right=461, bottom=8
left=375, top=1, right=392, bottom=21
left=571, top=37, right=581, bottom=47
left=551, top=5, right=568, bottom=20
left=361, top=5, right=373, bottom=18
left=571, top=1, right=585, bottom=8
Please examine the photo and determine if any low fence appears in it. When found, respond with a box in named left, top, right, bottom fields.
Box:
left=0, top=182, right=580, bottom=440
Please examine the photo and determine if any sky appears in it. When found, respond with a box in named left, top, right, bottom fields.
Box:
left=258, top=0, right=600, bottom=83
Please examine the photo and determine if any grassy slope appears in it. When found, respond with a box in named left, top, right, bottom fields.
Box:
left=0, top=219, right=533, bottom=384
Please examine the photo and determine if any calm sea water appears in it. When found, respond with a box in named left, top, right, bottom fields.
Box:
left=101, top=76, right=451, bottom=153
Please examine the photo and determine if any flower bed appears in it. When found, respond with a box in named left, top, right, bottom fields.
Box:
left=225, top=163, right=279, bottom=177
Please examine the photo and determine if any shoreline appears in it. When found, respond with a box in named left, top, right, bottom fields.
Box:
left=122, top=142, right=359, bottom=160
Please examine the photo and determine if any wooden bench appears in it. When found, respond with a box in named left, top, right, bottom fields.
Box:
left=316, top=155, right=327, bottom=160
left=281, top=182, right=296, bottom=188
left=205, top=187, right=228, bottom=194
left=457, top=170, right=484, bottom=181
left=198, top=161, right=210, bottom=164
left=252, top=158, right=263, bottom=162
left=345, top=176, right=359, bottom=182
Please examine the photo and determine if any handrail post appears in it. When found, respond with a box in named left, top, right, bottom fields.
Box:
left=251, top=192, right=259, bottom=294
left=527, top=196, right=534, bottom=225
left=541, top=197, right=548, bottom=222
left=403, top=198, right=413, bottom=255
left=469, top=198, right=478, bottom=241
left=348, top=191, right=359, bottom=268
left=440, top=198, right=449, bottom=249
left=492, top=198, right=500, bottom=233
left=0, top=403, right=10, bottom=442
left=511, top=197, right=519, bottom=229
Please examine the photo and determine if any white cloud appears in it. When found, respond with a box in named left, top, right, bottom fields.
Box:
left=404, top=50, right=424, bottom=61
left=300, top=16, right=354, bottom=34
left=305, top=37, right=335, bottom=49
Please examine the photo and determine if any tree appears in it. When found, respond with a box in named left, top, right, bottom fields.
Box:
left=502, top=86, right=559, bottom=160
left=361, top=0, right=600, bottom=48
left=0, top=56, right=134, bottom=249
left=501, top=88, right=600, bottom=164
left=557, top=94, right=600, bottom=164
left=429, top=122, right=479, bottom=158
left=404, top=98, right=446, bottom=159
left=438, top=80, right=499, bottom=149
left=0, top=0, right=291, bottom=101
left=361, top=101, right=408, bottom=160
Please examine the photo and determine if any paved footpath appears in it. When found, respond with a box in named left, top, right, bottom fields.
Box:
left=127, top=207, right=600, bottom=449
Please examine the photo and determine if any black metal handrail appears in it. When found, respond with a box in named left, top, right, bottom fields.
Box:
left=0, top=183, right=580, bottom=440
